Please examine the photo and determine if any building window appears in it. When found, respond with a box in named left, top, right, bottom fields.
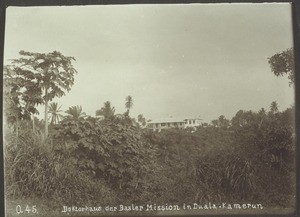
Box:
left=167, top=123, right=170, bottom=127
left=189, top=120, right=191, bottom=124
left=161, top=123, right=166, bottom=126
left=193, top=120, right=195, bottom=124
left=156, top=124, right=159, bottom=128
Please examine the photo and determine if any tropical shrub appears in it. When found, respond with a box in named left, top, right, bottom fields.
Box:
left=221, top=156, right=257, bottom=200
left=4, top=125, right=117, bottom=206
left=52, top=116, right=156, bottom=203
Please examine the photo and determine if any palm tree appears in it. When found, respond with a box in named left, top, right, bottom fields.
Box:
left=65, top=105, right=86, bottom=121
left=48, top=102, right=64, bottom=125
left=96, top=101, right=115, bottom=119
left=258, top=108, right=266, bottom=116
left=270, top=101, right=279, bottom=114
left=258, top=108, right=267, bottom=128
left=125, top=95, right=133, bottom=116
left=137, top=114, right=146, bottom=127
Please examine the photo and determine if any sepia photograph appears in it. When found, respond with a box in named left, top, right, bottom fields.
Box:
left=2, top=2, right=297, bottom=216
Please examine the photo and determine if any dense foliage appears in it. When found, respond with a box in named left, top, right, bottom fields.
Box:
left=4, top=49, right=296, bottom=212
left=268, top=48, right=295, bottom=86
left=4, top=104, right=295, bottom=208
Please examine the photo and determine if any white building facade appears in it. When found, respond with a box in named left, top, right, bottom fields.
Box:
left=147, top=118, right=202, bottom=132
left=183, top=118, right=202, bottom=128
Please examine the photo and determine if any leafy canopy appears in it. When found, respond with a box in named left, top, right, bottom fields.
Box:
left=65, top=106, right=86, bottom=121
left=268, top=48, right=294, bottom=86
left=48, top=102, right=64, bottom=125
left=11, top=50, right=77, bottom=101
left=4, top=66, right=42, bottom=123
left=96, top=101, right=115, bottom=120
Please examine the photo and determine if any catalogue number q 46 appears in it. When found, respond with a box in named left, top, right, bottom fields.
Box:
left=16, top=205, right=38, bottom=215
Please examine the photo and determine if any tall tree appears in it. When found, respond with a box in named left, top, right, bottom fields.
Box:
left=211, top=115, right=230, bottom=128
left=268, top=48, right=294, bottom=86
left=10, top=50, right=77, bottom=137
left=258, top=108, right=266, bottom=116
left=231, top=110, right=256, bottom=129
left=65, top=106, right=86, bottom=121
left=125, top=95, right=133, bottom=116
left=218, top=115, right=230, bottom=128
left=96, top=101, right=115, bottom=120
left=258, top=108, right=267, bottom=128
left=3, top=65, right=43, bottom=135
left=270, top=101, right=279, bottom=114
left=137, top=114, right=147, bottom=127
left=48, top=102, right=64, bottom=125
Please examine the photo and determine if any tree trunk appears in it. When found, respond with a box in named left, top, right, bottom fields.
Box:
left=32, top=114, right=35, bottom=133
left=44, top=88, right=49, bottom=138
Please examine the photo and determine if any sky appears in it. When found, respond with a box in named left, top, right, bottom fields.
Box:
left=4, top=3, right=295, bottom=123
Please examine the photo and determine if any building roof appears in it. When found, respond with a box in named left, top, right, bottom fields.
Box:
left=184, top=117, right=202, bottom=120
left=147, top=118, right=186, bottom=124
left=147, top=117, right=202, bottom=124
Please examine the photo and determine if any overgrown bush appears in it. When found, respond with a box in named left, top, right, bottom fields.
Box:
left=221, top=156, right=257, bottom=200
left=52, top=117, right=156, bottom=203
left=4, top=128, right=117, bottom=206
